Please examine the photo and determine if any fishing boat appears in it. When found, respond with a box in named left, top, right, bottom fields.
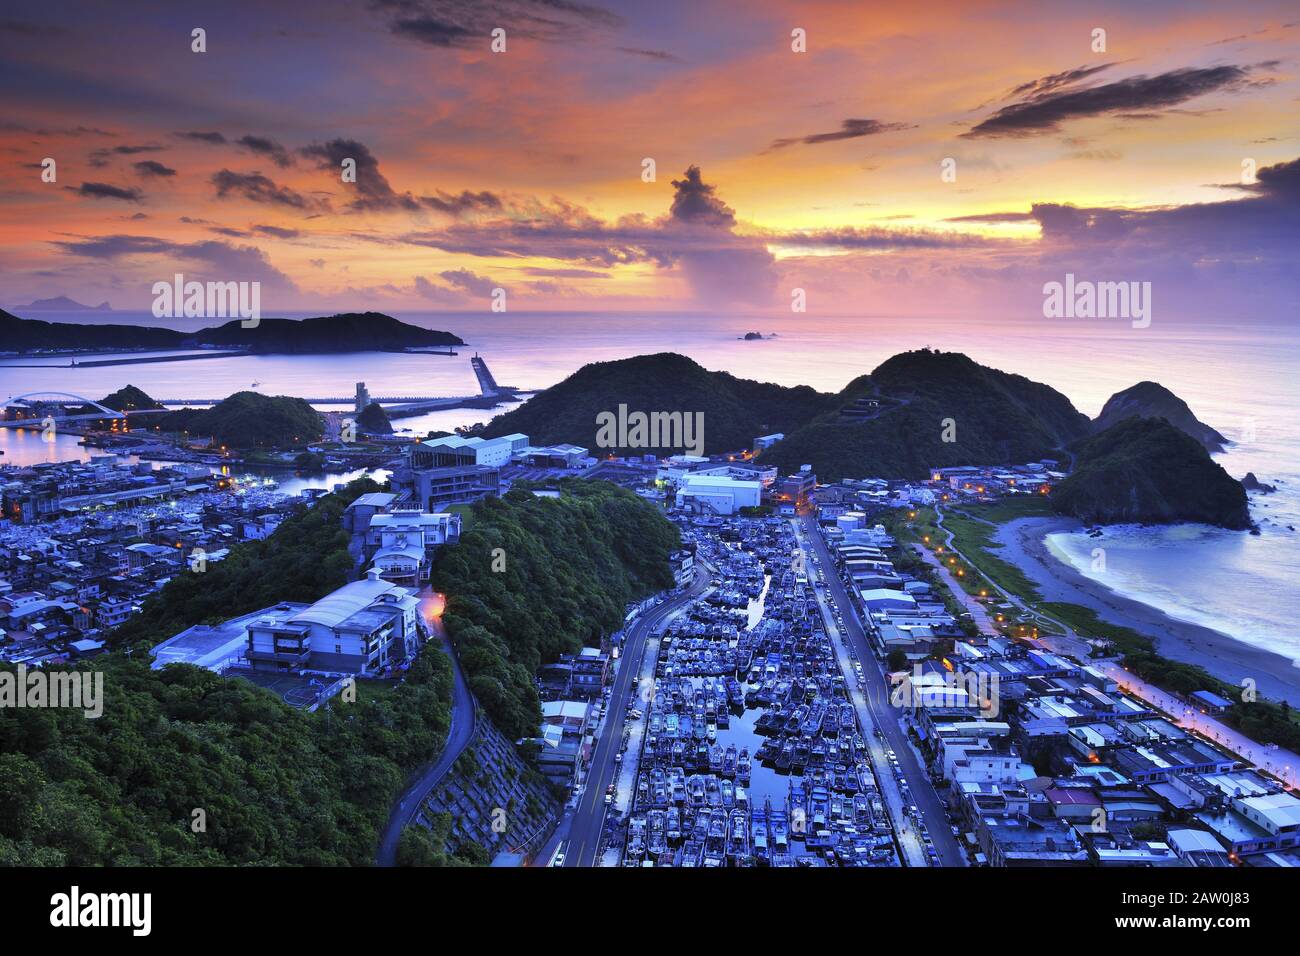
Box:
left=679, top=838, right=704, bottom=867
left=722, top=745, right=737, bottom=778
left=776, top=739, right=794, bottom=771
left=647, top=809, right=667, bottom=857
left=727, top=807, right=749, bottom=861
left=792, top=737, right=810, bottom=771
left=771, top=800, right=789, bottom=851
left=810, top=786, right=830, bottom=828
left=737, top=747, right=752, bottom=783
left=751, top=802, right=769, bottom=864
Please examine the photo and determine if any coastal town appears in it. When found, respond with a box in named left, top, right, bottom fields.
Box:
left=4, top=393, right=1297, bottom=871
left=4, top=0, right=1295, bottom=936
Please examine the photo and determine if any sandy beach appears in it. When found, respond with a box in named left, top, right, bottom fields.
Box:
left=994, top=516, right=1300, bottom=707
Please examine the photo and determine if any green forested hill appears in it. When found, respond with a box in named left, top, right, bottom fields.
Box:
left=430, top=480, right=679, bottom=739
left=481, top=352, right=836, bottom=455
left=760, top=349, right=1091, bottom=480
left=1052, top=416, right=1251, bottom=529
left=158, top=391, right=324, bottom=448
left=0, top=481, right=462, bottom=866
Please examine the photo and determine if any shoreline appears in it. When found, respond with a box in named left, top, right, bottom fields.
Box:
left=995, top=516, right=1300, bottom=707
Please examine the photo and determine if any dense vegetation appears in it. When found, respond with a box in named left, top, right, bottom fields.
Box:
left=0, top=652, right=453, bottom=865
left=0, top=480, right=461, bottom=865
left=356, top=401, right=393, bottom=433
left=481, top=352, right=836, bottom=456
left=99, top=384, right=162, bottom=411
left=761, top=350, right=1091, bottom=480
left=0, top=308, right=185, bottom=351
left=194, top=312, right=463, bottom=352
left=1092, top=381, right=1227, bottom=452
left=429, top=480, right=679, bottom=740
left=0, top=308, right=463, bottom=354
left=110, top=479, right=380, bottom=650
left=157, top=391, right=324, bottom=449
left=1052, top=417, right=1250, bottom=529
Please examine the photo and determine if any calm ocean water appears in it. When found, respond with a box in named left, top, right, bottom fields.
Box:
left=3, top=309, right=1297, bottom=662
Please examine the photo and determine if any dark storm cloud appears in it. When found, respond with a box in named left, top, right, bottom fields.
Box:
left=300, top=137, right=418, bottom=212
left=383, top=0, right=622, bottom=48
left=1, top=121, right=113, bottom=137
left=1024, top=158, right=1300, bottom=251
left=421, top=189, right=503, bottom=215
left=211, top=169, right=321, bottom=210
left=768, top=118, right=915, bottom=151
left=389, top=16, right=476, bottom=47
left=522, top=266, right=608, bottom=278
left=133, top=160, right=176, bottom=178
left=966, top=65, right=1253, bottom=137
left=88, top=143, right=166, bottom=167
left=617, top=47, right=682, bottom=63
left=668, top=165, right=737, bottom=227
left=237, top=135, right=294, bottom=168
left=440, top=268, right=497, bottom=295
left=174, top=130, right=227, bottom=144
left=252, top=224, right=302, bottom=239
left=301, top=137, right=500, bottom=216
left=51, top=234, right=297, bottom=289
left=944, top=211, right=1037, bottom=223
left=771, top=226, right=1000, bottom=250
left=69, top=181, right=143, bottom=201
left=1005, top=63, right=1116, bottom=99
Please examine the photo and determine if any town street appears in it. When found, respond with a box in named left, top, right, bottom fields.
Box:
left=562, top=565, right=714, bottom=866
left=796, top=515, right=967, bottom=866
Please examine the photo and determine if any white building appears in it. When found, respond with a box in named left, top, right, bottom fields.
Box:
left=674, top=474, right=762, bottom=515
left=245, top=568, right=422, bottom=675
left=420, top=433, right=519, bottom=468
left=367, top=511, right=462, bottom=584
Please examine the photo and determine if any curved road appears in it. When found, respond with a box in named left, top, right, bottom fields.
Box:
left=376, top=587, right=476, bottom=867
left=563, top=565, right=714, bottom=867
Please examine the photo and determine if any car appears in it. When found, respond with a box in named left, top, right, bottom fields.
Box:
left=614, top=751, right=623, bottom=763
left=551, top=852, right=566, bottom=867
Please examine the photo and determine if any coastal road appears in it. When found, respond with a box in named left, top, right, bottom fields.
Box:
left=933, top=507, right=1300, bottom=790
left=376, top=587, right=476, bottom=867
left=796, top=516, right=966, bottom=867
left=564, top=566, right=713, bottom=867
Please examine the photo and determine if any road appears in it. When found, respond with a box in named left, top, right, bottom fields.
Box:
left=563, top=566, right=713, bottom=867
left=375, top=587, right=476, bottom=866
left=931, top=505, right=1090, bottom=656
left=797, top=515, right=967, bottom=867
left=931, top=505, right=1300, bottom=790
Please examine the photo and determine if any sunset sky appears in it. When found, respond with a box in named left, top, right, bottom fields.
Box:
left=1, top=0, right=1296, bottom=321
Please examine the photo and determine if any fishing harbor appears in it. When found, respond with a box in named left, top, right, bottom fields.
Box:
left=616, top=517, right=900, bottom=867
